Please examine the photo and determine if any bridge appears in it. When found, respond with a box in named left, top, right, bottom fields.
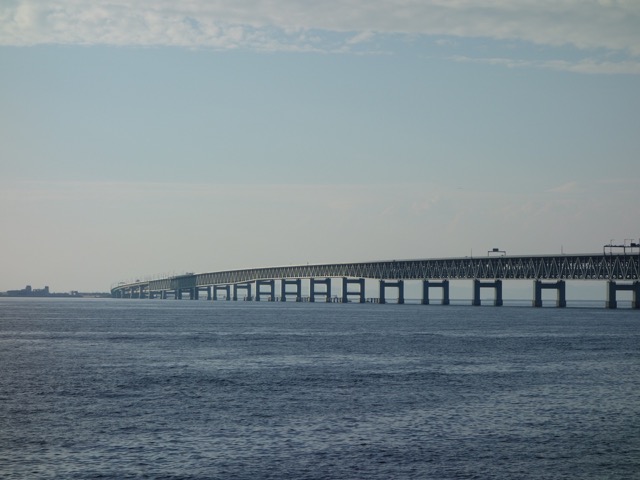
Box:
left=111, top=253, right=640, bottom=309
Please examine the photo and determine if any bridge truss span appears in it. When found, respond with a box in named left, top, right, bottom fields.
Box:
left=113, top=253, right=639, bottom=299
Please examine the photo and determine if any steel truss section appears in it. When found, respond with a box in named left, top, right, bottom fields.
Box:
left=112, top=254, right=639, bottom=297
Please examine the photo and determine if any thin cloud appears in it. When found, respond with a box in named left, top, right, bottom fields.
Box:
left=1, top=1, right=639, bottom=67
left=346, top=30, right=375, bottom=45
left=453, top=55, right=640, bottom=75
left=544, top=59, right=640, bottom=75
left=547, top=181, right=579, bottom=194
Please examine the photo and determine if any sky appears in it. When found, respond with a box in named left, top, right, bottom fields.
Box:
left=1, top=0, right=639, bottom=293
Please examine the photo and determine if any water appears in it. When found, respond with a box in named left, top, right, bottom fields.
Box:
left=1, top=298, right=639, bottom=479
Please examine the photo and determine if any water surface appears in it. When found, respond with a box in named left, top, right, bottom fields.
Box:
left=1, top=299, right=638, bottom=479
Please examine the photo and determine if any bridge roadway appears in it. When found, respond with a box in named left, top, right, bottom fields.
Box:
left=112, top=253, right=640, bottom=308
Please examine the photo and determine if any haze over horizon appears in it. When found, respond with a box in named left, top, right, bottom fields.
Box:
left=1, top=1, right=639, bottom=292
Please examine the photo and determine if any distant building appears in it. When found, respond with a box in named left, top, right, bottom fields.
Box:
left=2, top=285, right=110, bottom=298
left=6, top=285, right=51, bottom=297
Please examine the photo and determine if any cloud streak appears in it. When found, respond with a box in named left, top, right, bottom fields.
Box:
left=452, top=55, right=640, bottom=75
left=1, top=1, right=639, bottom=68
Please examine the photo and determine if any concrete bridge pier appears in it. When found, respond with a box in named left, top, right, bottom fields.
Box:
left=233, top=283, right=253, bottom=301
left=422, top=280, right=450, bottom=305
left=192, top=286, right=208, bottom=300
left=342, top=278, right=365, bottom=303
left=606, top=281, right=640, bottom=309
left=183, top=288, right=197, bottom=300
left=281, top=278, right=302, bottom=302
left=213, top=285, right=231, bottom=301
left=379, top=280, right=404, bottom=304
left=473, top=279, right=503, bottom=306
left=533, top=280, right=566, bottom=307
left=310, top=278, right=331, bottom=302
left=256, top=280, right=275, bottom=301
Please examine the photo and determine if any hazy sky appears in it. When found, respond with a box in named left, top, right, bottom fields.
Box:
left=1, top=1, right=639, bottom=292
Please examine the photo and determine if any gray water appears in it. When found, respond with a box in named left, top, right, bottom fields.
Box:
left=1, top=298, right=639, bottom=479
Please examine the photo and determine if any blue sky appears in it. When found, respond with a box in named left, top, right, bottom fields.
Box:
left=1, top=1, right=639, bottom=292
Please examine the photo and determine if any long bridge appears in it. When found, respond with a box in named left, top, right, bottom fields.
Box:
left=112, top=252, right=640, bottom=309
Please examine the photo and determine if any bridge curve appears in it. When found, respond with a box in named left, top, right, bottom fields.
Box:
left=112, top=253, right=639, bottom=299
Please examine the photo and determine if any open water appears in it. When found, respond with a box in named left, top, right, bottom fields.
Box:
left=1, top=298, right=639, bottom=479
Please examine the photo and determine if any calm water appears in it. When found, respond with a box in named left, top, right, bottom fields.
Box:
left=1, top=298, right=639, bottom=479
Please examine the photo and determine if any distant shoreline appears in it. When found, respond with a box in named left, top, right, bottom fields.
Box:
left=0, top=292, right=112, bottom=298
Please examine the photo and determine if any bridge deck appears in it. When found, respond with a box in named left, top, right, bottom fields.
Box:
left=112, top=253, right=639, bottom=296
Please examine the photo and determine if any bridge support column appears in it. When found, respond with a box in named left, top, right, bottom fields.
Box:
left=533, top=280, right=566, bottom=307
left=342, top=278, right=365, bottom=303
left=213, top=285, right=231, bottom=301
left=206, top=286, right=212, bottom=301
left=233, top=283, right=253, bottom=301
left=160, top=290, right=167, bottom=300
left=192, top=286, right=208, bottom=300
left=606, top=281, right=640, bottom=309
left=310, top=278, right=331, bottom=302
left=422, top=280, right=450, bottom=305
left=379, top=280, right=404, bottom=304
left=281, top=279, right=302, bottom=302
left=256, top=280, right=275, bottom=301
left=473, top=279, right=503, bottom=306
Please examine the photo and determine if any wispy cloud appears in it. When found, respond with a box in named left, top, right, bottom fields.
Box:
left=547, top=181, right=579, bottom=194
left=452, top=55, right=640, bottom=75
left=1, top=1, right=639, bottom=72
